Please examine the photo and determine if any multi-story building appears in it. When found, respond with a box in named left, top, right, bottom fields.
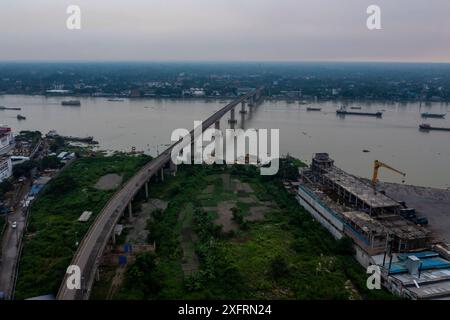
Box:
left=0, top=156, right=13, bottom=182
left=0, top=125, right=15, bottom=182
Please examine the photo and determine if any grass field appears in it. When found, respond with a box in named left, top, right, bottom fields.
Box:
left=112, top=163, right=394, bottom=300
left=14, top=155, right=150, bottom=299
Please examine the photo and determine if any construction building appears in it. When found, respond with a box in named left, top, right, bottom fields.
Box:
left=296, top=153, right=450, bottom=299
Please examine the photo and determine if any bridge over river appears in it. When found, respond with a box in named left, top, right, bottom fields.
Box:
left=57, top=87, right=264, bottom=300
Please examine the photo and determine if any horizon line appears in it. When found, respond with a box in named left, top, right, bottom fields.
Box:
left=1, top=59, right=450, bottom=65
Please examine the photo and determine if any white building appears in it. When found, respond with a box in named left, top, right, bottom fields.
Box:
left=0, top=125, right=15, bottom=182
left=0, top=125, right=14, bottom=155
left=0, top=156, right=12, bottom=182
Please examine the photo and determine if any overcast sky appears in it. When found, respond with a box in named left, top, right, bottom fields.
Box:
left=1, top=0, right=449, bottom=62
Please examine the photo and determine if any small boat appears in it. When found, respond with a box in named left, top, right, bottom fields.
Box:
left=306, top=107, right=322, bottom=111
left=61, top=100, right=81, bottom=106
left=107, top=98, right=124, bottom=102
left=419, top=123, right=450, bottom=131
left=17, top=114, right=26, bottom=120
left=421, top=112, right=446, bottom=118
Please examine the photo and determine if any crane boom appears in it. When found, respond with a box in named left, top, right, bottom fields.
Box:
left=372, top=160, right=406, bottom=188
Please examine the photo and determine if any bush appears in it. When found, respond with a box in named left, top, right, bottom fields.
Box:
left=270, top=255, right=290, bottom=279
left=12, top=160, right=37, bottom=178
left=39, top=156, right=61, bottom=170
left=46, top=175, right=77, bottom=195
left=334, top=237, right=355, bottom=256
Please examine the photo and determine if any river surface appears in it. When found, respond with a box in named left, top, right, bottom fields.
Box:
left=1, top=95, right=449, bottom=188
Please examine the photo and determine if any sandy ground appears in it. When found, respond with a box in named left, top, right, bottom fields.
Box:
left=380, top=182, right=450, bottom=244
left=94, top=173, right=123, bottom=190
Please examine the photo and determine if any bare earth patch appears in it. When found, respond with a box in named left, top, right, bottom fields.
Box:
left=245, top=206, right=270, bottom=222
left=222, top=173, right=231, bottom=191
left=238, top=195, right=259, bottom=203
left=214, top=200, right=238, bottom=232
left=94, top=173, right=123, bottom=190
left=233, top=180, right=254, bottom=193
left=126, top=199, right=168, bottom=244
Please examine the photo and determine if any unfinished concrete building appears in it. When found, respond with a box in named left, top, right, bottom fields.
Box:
left=300, top=153, right=430, bottom=255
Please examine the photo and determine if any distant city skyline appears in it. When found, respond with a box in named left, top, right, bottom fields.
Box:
left=1, top=0, right=449, bottom=62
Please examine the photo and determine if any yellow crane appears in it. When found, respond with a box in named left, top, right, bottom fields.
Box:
left=372, top=160, right=406, bottom=189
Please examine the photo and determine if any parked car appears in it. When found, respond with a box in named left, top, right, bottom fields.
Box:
left=11, top=221, right=17, bottom=229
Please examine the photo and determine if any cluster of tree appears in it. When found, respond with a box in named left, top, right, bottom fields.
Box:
left=12, top=156, right=62, bottom=179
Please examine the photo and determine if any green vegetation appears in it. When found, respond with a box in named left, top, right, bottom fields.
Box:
left=0, top=180, right=13, bottom=201
left=113, top=161, right=394, bottom=300
left=12, top=160, right=37, bottom=179
left=15, top=155, right=150, bottom=299
left=0, top=215, right=6, bottom=236
left=16, top=130, right=42, bottom=147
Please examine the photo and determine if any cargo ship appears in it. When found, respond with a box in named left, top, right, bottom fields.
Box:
left=306, top=107, right=321, bottom=111
left=61, top=100, right=81, bottom=106
left=419, top=123, right=450, bottom=131
left=336, top=106, right=382, bottom=117
left=0, top=106, right=21, bottom=110
left=421, top=112, right=446, bottom=118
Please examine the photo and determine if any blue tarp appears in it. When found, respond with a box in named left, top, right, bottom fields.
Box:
left=29, top=184, right=45, bottom=196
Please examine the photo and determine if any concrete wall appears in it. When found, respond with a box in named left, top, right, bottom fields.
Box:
left=296, top=187, right=344, bottom=240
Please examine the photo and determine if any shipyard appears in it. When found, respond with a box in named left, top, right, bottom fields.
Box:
left=295, top=153, right=450, bottom=299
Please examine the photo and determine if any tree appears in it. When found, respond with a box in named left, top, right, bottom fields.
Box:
left=40, top=156, right=61, bottom=170
left=12, top=160, right=37, bottom=179
left=270, top=255, right=290, bottom=279
left=46, top=175, right=77, bottom=195
left=335, top=236, right=355, bottom=256
left=126, top=253, right=162, bottom=296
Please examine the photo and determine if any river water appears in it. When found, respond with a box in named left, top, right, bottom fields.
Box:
left=1, top=95, right=449, bottom=188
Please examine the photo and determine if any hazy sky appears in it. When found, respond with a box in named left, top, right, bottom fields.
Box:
left=1, top=0, right=449, bottom=62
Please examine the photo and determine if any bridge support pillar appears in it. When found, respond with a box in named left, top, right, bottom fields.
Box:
left=239, top=101, right=247, bottom=114
left=215, top=120, right=220, bottom=131
left=96, top=269, right=100, bottom=282
left=145, top=182, right=149, bottom=199
left=160, top=168, right=164, bottom=182
left=128, top=202, right=133, bottom=218
left=112, top=232, right=116, bottom=244
left=169, top=161, right=177, bottom=176
left=228, top=108, right=237, bottom=129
